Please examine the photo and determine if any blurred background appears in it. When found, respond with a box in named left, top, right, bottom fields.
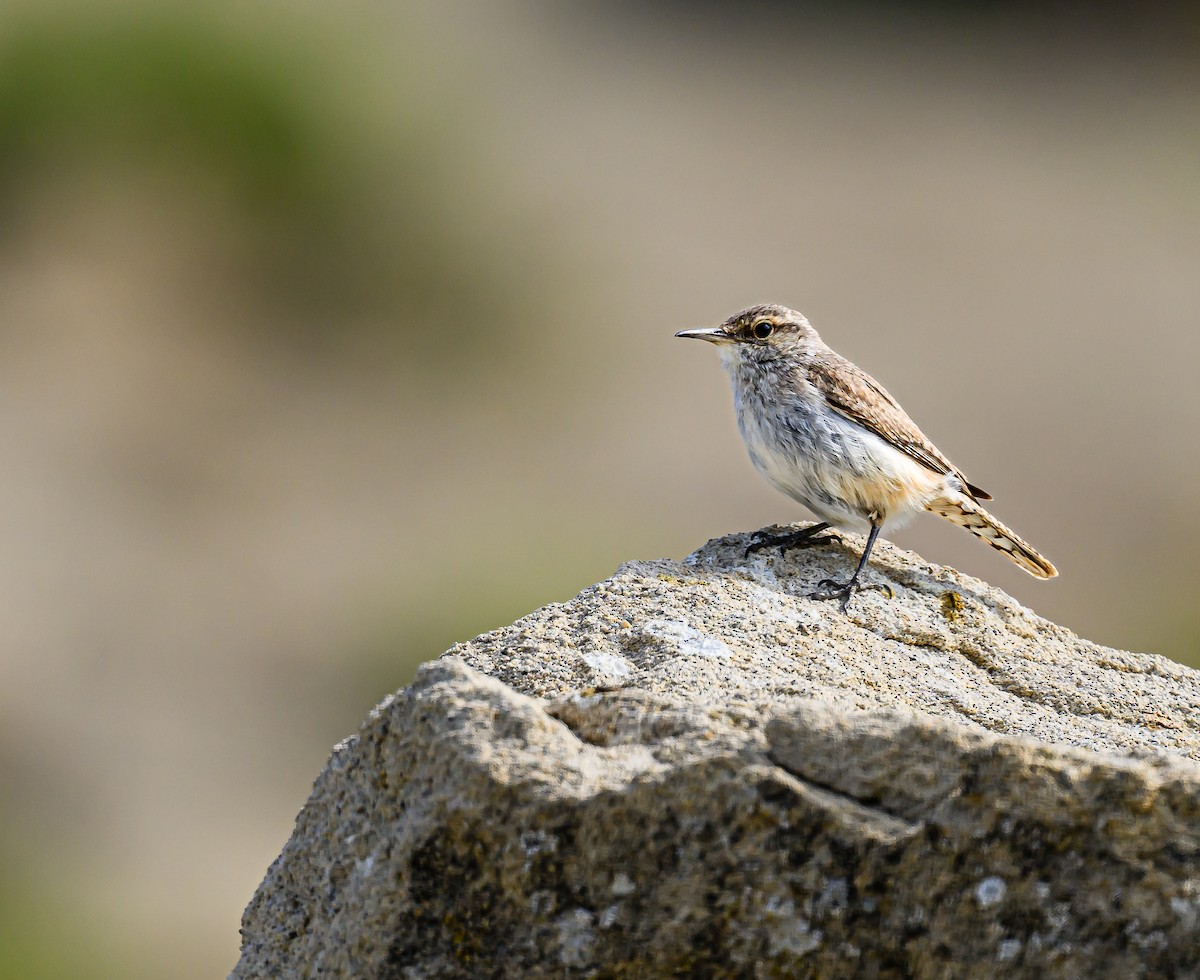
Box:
left=0, top=0, right=1196, bottom=975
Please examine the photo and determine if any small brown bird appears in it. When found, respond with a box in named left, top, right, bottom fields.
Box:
left=677, top=304, right=1056, bottom=611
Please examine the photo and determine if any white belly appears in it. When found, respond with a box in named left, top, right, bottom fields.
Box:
left=733, top=384, right=946, bottom=532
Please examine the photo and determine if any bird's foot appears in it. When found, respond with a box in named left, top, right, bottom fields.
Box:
left=809, top=577, right=894, bottom=614
left=745, top=523, right=839, bottom=559
left=809, top=577, right=858, bottom=613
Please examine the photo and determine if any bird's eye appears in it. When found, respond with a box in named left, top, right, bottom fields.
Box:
left=751, top=320, right=774, bottom=340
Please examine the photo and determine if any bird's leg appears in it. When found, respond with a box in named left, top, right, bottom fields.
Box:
left=745, top=522, right=838, bottom=558
left=810, top=521, right=883, bottom=613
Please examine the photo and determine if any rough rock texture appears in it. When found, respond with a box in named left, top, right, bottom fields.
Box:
left=234, top=528, right=1200, bottom=978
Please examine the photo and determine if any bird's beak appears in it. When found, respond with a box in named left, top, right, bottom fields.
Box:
left=675, top=327, right=734, bottom=344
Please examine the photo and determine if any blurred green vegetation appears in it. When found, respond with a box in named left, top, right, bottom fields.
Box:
left=0, top=4, right=532, bottom=356
left=0, top=14, right=331, bottom=218
left=0, top=854, right=121, bottom=980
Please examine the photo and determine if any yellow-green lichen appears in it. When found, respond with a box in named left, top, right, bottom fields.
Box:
left=940, top=591, right=965, bottom=622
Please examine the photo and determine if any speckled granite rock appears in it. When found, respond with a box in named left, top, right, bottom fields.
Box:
left=234, top=527, right=1200, bottom=978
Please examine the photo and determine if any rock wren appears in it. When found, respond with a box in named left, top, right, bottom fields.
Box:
left=676, top=304, right=1057, bottom=611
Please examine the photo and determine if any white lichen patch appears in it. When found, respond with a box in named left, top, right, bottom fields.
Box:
left=975, top=876, right=1007, bottom=908
left=737, top=578, right=821, bottom=633
left=763, top=896, right=822, bottom=956
left=816, top=877, right=849, bottom=917
left=582, top=650, right=634, bottom=680
left=998, top=938, right=1022, bottom=962
left=557, top=908, right=596, bottom=968
left=641, top=619, right=732, bottom=659
left=737, top=558, right=784, bottom=589
left=1171, top=895, right=1198, bottom=928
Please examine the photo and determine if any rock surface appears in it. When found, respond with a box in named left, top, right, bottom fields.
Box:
left=234, top=528, right=1200, bottom=978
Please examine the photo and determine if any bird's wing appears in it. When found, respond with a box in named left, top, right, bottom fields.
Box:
left=806, top=351, right=992, bottom=501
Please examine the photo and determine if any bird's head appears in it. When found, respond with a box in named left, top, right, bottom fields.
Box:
left=675, top=304, right=818, bottom=365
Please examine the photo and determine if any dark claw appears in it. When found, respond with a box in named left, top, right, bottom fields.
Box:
left=809, top=578, right=894, bottom=614
left=744, top=523, right=838, bottom=559
left=808, top=579, right=857, bottom=613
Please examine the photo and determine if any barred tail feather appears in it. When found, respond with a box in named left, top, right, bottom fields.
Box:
left=926, top=495, right=1058, bottom=579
